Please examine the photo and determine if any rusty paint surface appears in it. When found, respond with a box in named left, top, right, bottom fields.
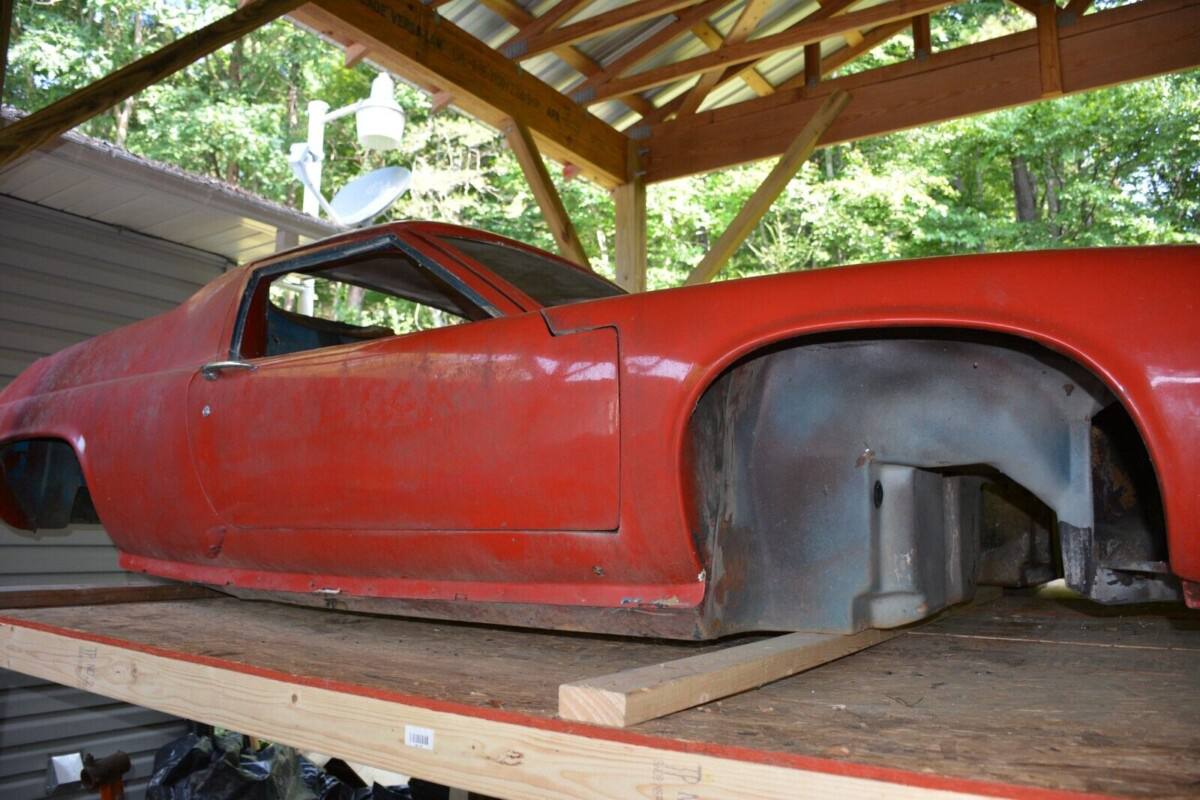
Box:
left=0, top=221, right=1197, bottom=638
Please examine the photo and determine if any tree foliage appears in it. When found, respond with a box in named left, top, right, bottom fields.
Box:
left=5, top=0, right=1198, bottom=290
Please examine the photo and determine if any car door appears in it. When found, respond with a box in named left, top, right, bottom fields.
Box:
left=185, top=232, right=619, bottom=533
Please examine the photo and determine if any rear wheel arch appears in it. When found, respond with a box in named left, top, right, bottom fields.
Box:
left=684, top=328, right=1174, bottom=635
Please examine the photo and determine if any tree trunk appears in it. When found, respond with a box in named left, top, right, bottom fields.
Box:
left=113, top=11, right=144, bottom=149
left=1011, top=156, right=1039, bottom=222
left=1044, top=153, right=1062, bottom=239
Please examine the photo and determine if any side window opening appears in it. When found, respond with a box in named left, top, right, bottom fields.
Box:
left=242, top=250, right=488, bottom=359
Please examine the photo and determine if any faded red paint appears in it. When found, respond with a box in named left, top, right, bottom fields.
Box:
left=1, top=223, right=1196, bottom=622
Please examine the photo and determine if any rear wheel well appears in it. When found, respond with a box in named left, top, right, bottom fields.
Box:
left=685, top=328, right=1174, bottom=635
left=0, top=438, right=99, bottom=530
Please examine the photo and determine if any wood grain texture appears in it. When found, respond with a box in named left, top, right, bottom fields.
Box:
left=0, top=583, right=218, bottom=609
left=560, top=626, right=897, bottom=727
left=1036, top=0, right=1063, bottom=97
left=613, top=141, right=646, bottom=292
left=502, top=119, right=591, bottom=269
left=0, top=0, right=304, bottom=169
left=0, top=592, right=1197, bottom=796
left=523, top=0, right=703, bottom=59
left=644, top=0, right=1200, bottom=181
left=295, top=0, right=627, bottom=186
left=588, top=0, right=954, bottom=103
left=684, top=90, right=848, bottom=285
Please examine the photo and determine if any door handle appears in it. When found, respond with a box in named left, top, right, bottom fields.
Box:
left=200, top=360, right=257, bottom=381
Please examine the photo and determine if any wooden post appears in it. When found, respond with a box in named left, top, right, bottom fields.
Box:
left=614, top=140, right=646, bottom=292
left=683, top=90, right=850, bottom=287
left=1037, top=0, right=1064, bottom=97
left=912, top=13, right=932, bottom=61
left=0, top=0, right=304, bottom=169
left=502, top=118, right=593, bottom=270
left=804, top=43, right=822, bottom=88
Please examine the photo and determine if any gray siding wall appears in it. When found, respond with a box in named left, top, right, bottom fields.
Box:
left=0, top=194, right=230, bottom=799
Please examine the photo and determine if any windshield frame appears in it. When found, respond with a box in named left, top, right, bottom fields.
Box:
left=412, top=225, right=627, bottom=312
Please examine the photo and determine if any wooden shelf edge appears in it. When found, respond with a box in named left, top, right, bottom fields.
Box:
left=0, top=583, right=220, bottom=609
left=0, top=610, right=1073, bottom=800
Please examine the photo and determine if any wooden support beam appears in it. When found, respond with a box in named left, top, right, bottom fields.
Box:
left=0, top=583, right=218, bottom=609
left=1061, top=0, right=1094, bottom=25
left=778, top=19, right=909, bottom=90
left=675, top=0, right=772, bottom=116
left=1037, top=0, right=1063, bottom=97
left=561, top=625, right=896, bottom=727
left=344, top=40, right=369, bottom=67
left=644, top=0, right=1200, bottom=182
left=501, top=0, right=597, bottom=54
left=585, top=0, right=954, bottom=103
left=683, top=90, right=849, bottom=286
left=568, top=0, right=729, bottom=99
left=613, top=141, right=646, bottom=293
left=430, top=88, right=455, bottom=113
left=804, top=42, right=822, bottom=87
left=295, top=0, right=627, bottom=186
left=0, top=0, right=304, bottom=169
left=912, top=13, right=931, bottom=61
left=503, top=119, right=592, bottom=270
left=524, top=0, right=705, bottom=59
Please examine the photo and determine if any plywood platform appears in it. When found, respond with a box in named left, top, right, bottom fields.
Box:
left=1, top=592, right=1197, bottom=799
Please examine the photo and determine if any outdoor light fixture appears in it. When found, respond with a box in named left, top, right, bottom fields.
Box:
left=288, top=72, right=412, bottom=227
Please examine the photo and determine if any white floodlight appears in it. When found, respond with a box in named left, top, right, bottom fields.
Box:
left=356, top=74, right=405, bottom=151
left=291, top=72, right=411, bottom=224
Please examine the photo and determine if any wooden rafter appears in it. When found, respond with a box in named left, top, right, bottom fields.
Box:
left=523, top=0, right=707, bottom=59
left=292, top=0, right=628, bottom=186
left=912, top=13, right=931, bottom=60
left=569, top=0, right=731, bottom=100
left=691, top=21, right=773, bottom=96
left=503, top=119, right=593, bottom=269
left=675, top=0, right=773, bottom=116
left=502, top=0, right=597, bottom=54
left=632, top=0, right=864, bottom=126
left=644, top=0, right=1200, bottom=182
left=586, top=0, right=954, bottom=104
left=1063, top=0, right=1094, bottom=23
left=684, top=90, right=850, bottom=285
left=343, top=41, right=369, bottom=67
left=477, top=0, right=656, bottom=117
left=777, top=18, right=909, bottom=90
left=0, top=0, right=304, bottom=169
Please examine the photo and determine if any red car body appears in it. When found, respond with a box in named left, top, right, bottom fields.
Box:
left=1, top=223, right=1196, bottom=638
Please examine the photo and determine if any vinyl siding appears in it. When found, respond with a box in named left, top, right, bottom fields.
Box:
left=0, top=194, right=229, bottom=799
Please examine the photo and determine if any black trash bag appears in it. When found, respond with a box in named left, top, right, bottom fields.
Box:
left=147, top=731, right=316, bottom=800
left=298, top=758, right=413, bottom=800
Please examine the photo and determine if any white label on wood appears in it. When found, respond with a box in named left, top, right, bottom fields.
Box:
left=404, top=724, right=435, bottom=750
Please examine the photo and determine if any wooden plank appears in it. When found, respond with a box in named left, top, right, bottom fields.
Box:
left=804, top=42, right=821, bottom=87
left=644, top=0, right=1200, bottom=182
left=294, top=0, right=628, bottom=187
left=343, top=40, right=369, bottom=67
left=503, top=119, right=591, bottom=269
left=560, top=625, right=895, bottom=728
left=0, top=606, right=1020, bottom=800
left=777, top=19, right=910, bottom=90
left=568, top=0, right=730, bottom=98
left=675, top=0, right=772, bottom=116
left=0, top=0, right=304, bottom=170
left=2, top=594, right=1199, bottom=796
left=586, top=0, right=953, bottom=103
left=524, top=0, right=705, bottom=59
left=613, top=141, right=646, bottom=292
left=1037, top=0, right=1063, bottom=97
left=683, top=90, right=848, bottom=285
left=912, top=12, right=931, bottom=60
left=0, top=583, right=218, bottom=609
left=501, top=0, right=597, bottom=54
